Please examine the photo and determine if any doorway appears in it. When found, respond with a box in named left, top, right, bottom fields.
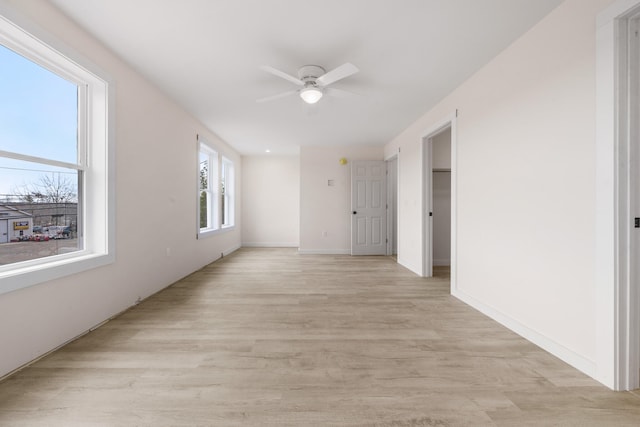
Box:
left=422, top=118, right=455, bottom=280
left=629, top=12, right=640, bottom=390
left=596, top=0, right=640, bottom=390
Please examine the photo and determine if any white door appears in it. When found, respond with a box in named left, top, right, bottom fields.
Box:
left=0, top=220, right=8, bottom=244
left=351, top=161, right=387, bottom=255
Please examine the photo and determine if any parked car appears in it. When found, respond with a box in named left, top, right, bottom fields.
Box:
left=32, top=226, right=42, bottom=234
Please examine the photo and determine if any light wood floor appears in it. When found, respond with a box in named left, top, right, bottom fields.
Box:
left=1, top=248, right=639, bottom=426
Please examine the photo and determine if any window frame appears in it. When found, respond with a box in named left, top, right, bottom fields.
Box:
left=196, top=137, right=235, bottom=238
left=0, top=6, right=115, bottom=295
left=197, top=139, right=219, bottom=237
left=221, top=156, right=235, bottom=229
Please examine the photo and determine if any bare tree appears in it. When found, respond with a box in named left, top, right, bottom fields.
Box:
left=12, top=173, right=77, bottom=203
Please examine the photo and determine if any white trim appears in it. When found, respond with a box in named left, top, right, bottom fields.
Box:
left=196, top=137, right=219, bottom=237
left=0, top=253, right=113, bottom=295
left=596, top=0, right=640, bottom=390
left=298, top=249, right=350, bottom=255
left=385, top=155, right=398, bottom=256
left=597, top=0, right=640, bottom=26
left=452, top=287, right=597, bottom=379
left=421, top=135, right=433, bottom=277
left=0, top=150, right=84, bottom=171
left=221, top=156, right=235, bottom=228
left=384, top=152, right=398, bottom=162
left=197, top=225, right=235, bottom=239
left=242, top=242, right=299, bottom=248
left=419, top=112, right=458, bottom=293
left=222, top=244, right=241, bottom=257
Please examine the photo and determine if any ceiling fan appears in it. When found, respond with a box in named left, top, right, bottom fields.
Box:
left=257, top=63, right=359, bottom=104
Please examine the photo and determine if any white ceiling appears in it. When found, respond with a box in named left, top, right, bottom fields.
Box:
left=50, top=0, right=563, bottom=156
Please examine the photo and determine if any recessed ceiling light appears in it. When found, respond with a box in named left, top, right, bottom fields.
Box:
left=265, top=149, right=271, bottom=153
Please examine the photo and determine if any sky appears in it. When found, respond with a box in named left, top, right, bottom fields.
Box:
left=0, top=43, right=78, bottom=198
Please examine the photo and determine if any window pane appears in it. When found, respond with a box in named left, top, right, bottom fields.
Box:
left=199, top=152, right=208, bottom=190
left=221, top=162, right=226, bottom=225
left=197, top=143, right=219, bottom=234
left=0, top=157, right=80, bottom=265
left=0, top=44, right=78, bottom=164
left=199, top=190, right=208, bottom=229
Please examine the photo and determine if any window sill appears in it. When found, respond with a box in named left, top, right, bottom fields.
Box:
left=0, top=251, right=115, bottom=296
left=197, top=225, right=235, bottom=240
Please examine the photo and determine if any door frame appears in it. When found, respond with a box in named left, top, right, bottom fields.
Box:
left=385, top=155, right=398, bottom=256
left=422, top=134, right=434, bottom=277
left=596, top=0, right=640, bottom=390
left=421, top=112, right=457, bottom=292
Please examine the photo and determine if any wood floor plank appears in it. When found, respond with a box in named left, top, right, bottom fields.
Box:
left=0, top=247, right=639, bottom=426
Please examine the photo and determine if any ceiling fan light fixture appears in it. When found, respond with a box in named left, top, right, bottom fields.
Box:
left=300, top=87, right=323, bottom=104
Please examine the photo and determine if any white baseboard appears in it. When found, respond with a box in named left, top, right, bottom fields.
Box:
left=451, top=288, right=597, bottom=379
left=222, top=244, right=241, bottom=257
left=298, top=249, right=350, bottom=255
left=242, top=242, right=298, bottom=248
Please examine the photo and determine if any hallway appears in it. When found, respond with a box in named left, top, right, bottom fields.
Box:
left=0, top=248, right=638, bottom=426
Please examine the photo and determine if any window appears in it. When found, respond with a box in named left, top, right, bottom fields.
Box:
left=198, top=141, right=218, bottom=234
left=0, top=11, right=113, bottom=295
left=221, top=157, right=235, bottom=227
left=196, top=138, right=234, bottom=237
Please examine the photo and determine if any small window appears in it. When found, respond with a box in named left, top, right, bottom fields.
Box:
left=221, top=157, right=234, bottom=228
left=198, top=140, right=218, bottom=235
left=0, top=12, right=113, bottom=295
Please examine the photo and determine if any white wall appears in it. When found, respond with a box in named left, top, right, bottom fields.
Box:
left=299, top=145, right=384, bottom=253
left=242, top=155, right=299, bottom=247
left=0, top=0, right=241, bottom=378
left=385, top=0, right=614, bottom=382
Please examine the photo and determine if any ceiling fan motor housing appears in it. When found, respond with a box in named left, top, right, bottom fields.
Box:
left=298, top=65, right=325, bottom=85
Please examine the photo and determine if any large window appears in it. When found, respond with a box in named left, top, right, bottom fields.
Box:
left=0, top=11, right=113, bottom=294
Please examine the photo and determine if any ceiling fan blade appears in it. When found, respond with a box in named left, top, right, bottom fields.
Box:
left=260, top=65, right=304, bottom=86
left=325, top=87, right=362, bottom=98
left=256, top=90, right=297, bottom=103
left=316, top=63, right=359, bottom=87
